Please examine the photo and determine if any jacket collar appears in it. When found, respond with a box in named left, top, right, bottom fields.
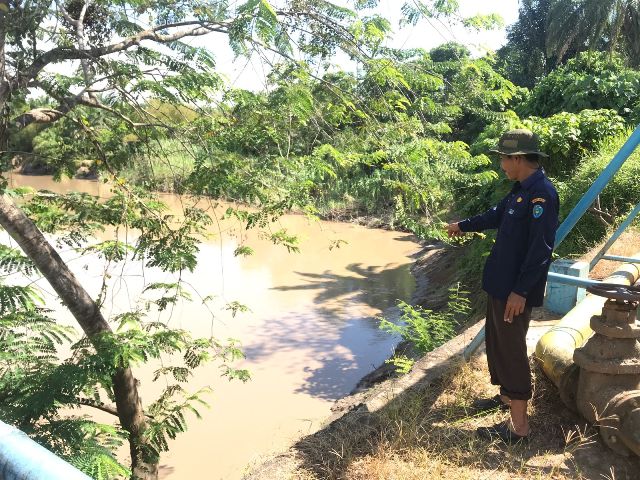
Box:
left=515, top=168, right=544, bottom=192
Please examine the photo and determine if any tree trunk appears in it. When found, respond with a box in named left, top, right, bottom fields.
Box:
left=0, top=193, right=158, bottom=480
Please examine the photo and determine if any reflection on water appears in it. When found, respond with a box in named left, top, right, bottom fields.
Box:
left=7, top=173, right=421, bottom=479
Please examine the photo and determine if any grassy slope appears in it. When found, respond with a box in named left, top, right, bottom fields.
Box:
left=291, top=356, right=640, bottom=480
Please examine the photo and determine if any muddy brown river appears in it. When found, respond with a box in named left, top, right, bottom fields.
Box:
left=7, top=173, right=421, bottom=479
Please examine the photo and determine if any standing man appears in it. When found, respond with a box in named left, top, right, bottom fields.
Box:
left=446, top=129, right=559, bottom=444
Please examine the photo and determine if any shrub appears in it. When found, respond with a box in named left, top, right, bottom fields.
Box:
left=379, top=284, right=470, bottom=373
left=520, top=51, right=640, bottom=119
left=558, top=131, right=640, bottom=255
left=532, top=109, right=626, bottom=177
left=470, top=109, right=626, bottom=178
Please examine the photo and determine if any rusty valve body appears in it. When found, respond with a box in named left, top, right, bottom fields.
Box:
left=573, top=284, right=640, bottom=456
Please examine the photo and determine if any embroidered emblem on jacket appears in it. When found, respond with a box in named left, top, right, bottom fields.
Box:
left=532, top=204, right=544, bottom=218
left=517, top=197, right=523, bottom=203
left=532, top=197, right=546, bottom=204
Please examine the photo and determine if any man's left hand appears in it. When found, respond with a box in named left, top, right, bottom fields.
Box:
left=504, top=292, right=526, bottom=323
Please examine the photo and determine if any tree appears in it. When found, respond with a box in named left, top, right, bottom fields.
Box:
left=0, top=1, right=373, bottom=478
left=546, top=0, right=640, bottom=67
left=496, top=0, right=554, bottom=88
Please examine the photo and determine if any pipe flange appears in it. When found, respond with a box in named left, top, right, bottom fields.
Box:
left=600, top=390, right=640, bottom=457
left=573, top=334, right=640, bottom=368
left=558, top=363, right=580, bottom=412
left=574, top=348, right=640, bottom=374
left=601, top=301, right=638, bottom=325
left=620, top=408, right=640, bottom=456
left=591, top=315, right=640, bottom=339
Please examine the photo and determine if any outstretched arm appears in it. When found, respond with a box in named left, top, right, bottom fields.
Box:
left=456, top=195, right=509, bottom=233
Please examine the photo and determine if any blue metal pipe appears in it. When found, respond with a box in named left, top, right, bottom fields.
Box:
left=555, top=123, right=640, bottom=247
left=589, top=201, right=640, bottom=270
left=546, top=271, right=602, bottom=289
left=601, top=254, right=640, bottom=264
left=463, top=326, right=487, bottom=361
left=0, top=420, right=91, bottom=480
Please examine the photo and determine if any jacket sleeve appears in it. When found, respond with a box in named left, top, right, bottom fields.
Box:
left=512, top=194, right=559, bottom=298
left=458, top=195, right=508, bottom=233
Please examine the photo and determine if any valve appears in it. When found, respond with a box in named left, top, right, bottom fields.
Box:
left=573, top=282, right=640, bottom=456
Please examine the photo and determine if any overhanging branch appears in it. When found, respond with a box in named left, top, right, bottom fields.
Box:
left=77, top=397, right=154, bottom=419
left=15, top=20, right=231, bottom=89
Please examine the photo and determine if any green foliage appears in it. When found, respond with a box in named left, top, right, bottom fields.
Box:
left=429, top=42, right=470, bottom=62
left=400, top=1, right=503, bottom=31
left=494, top=0, right=561, bottom=88
left=0, top=244, right=38, bottom=276
left=0, top=294, right=129, bottom=478
left=471, top=108, right=626, bottom=178
left=7, top=0, right=640, bottom=475
left=546, top=0, right=640, bottom=67
left=557, top=132, right=640, bottom=255
left=82, top=241, right=134, bottom=262
left=531, top=109, right=626, bottom=176
left=121, top=138, right=198, bottom=193
left=521, top=52, right=640, bottom=119
left=379, top=284, right=470, bottom=372
left=180, top=52, right=518, bottom=238
left=0, top=266, right=251, bottom=477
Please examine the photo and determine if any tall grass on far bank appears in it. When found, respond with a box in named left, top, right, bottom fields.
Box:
left=122, top=138, right=197, bottom=193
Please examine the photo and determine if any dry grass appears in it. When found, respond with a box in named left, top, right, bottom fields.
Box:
left=288, top=357, right=640, bottom=480
left=580, top=228, right=640, bottom=280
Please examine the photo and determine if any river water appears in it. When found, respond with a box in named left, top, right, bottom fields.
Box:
left=7, top=173, right=422, bottom=479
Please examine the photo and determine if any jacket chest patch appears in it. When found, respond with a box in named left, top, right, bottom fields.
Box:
left=533, top=204, right=544, bottom=218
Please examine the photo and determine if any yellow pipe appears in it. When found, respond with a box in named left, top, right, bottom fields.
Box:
left=535, top=257, right=640, bottom=390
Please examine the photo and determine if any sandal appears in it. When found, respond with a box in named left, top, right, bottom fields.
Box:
left=477, top=422, right=529, bottom=444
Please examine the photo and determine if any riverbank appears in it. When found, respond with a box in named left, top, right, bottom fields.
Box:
left=350, top=242, right=474, bottom=393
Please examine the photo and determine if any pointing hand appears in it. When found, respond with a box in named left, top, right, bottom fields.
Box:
left=446, top=222, right=463, bottom=238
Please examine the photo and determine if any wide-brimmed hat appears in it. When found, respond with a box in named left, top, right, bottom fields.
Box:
left=489, top=129, right=549, bottom=158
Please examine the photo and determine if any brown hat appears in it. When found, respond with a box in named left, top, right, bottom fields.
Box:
left=489, top=129, right=548, bottom=158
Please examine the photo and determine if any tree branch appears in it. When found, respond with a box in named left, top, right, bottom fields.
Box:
left=76, top=397, right=120, bottom=417
left=77, top=397, right=154, bottom=419
left=13, top=107, right=68, bottom=128
left=15, top=20, right=231, bottom=89
left=14, top=78, right=175, bottom=131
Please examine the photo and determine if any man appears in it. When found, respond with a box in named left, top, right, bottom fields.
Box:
left=446, top=129, right=559, bottom=444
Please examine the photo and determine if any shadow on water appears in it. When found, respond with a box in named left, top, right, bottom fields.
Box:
left=241, top=263, right=415, bottom=401
left=271, top=262, right=414, bottom=312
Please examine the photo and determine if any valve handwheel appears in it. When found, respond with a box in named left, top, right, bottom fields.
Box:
left=586, top=283, right=640, bottom=303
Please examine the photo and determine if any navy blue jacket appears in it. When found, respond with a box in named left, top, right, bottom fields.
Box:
left=458, top=169, right=559, bottom=307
